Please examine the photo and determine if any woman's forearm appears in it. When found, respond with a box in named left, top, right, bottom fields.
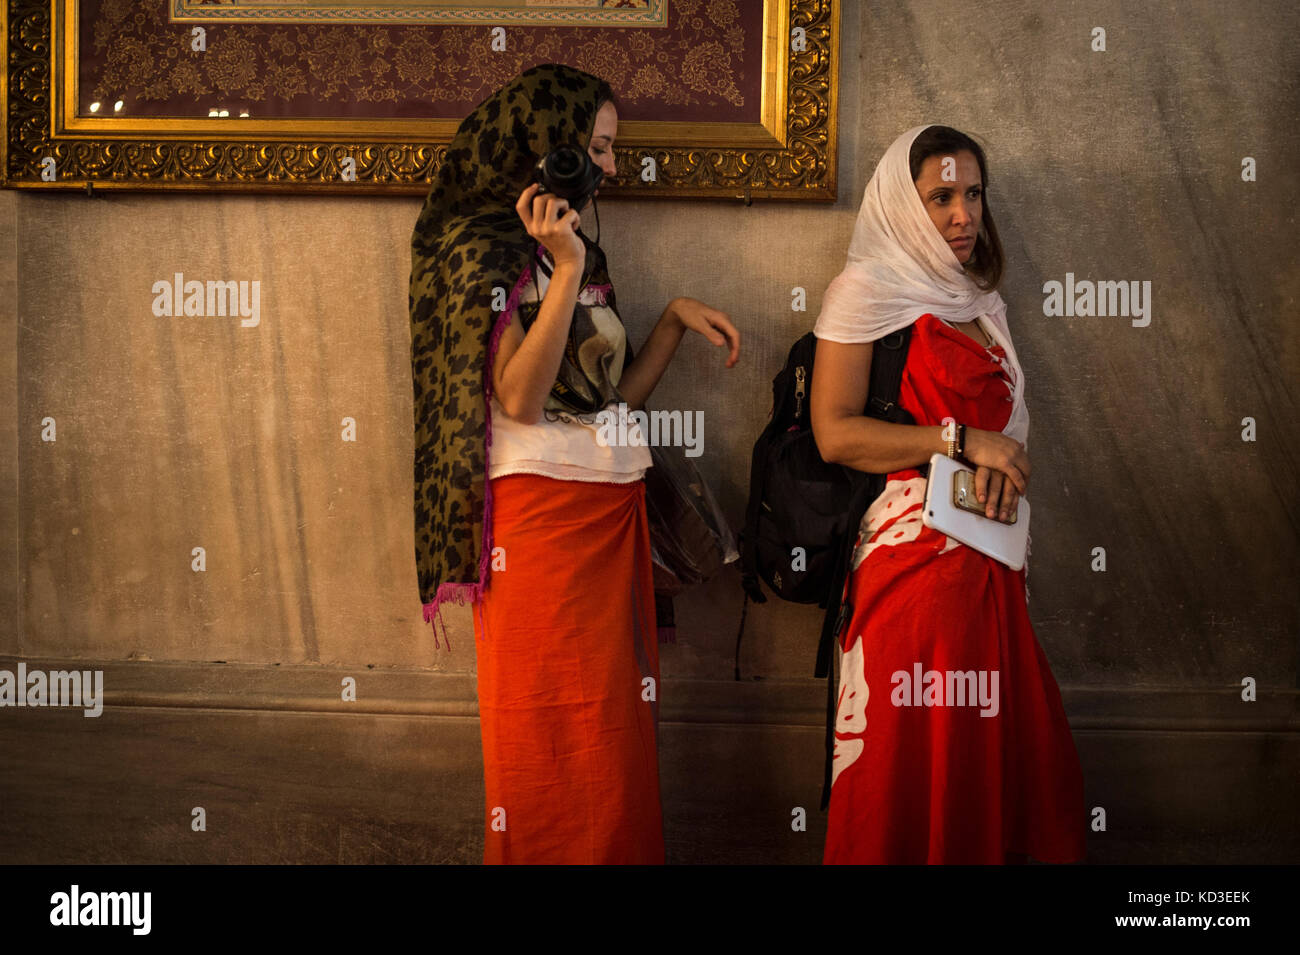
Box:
left=495, top=262, right=582, bottom=424
left=818, top=416, right=948, bottom=474
left=616, top=302, right=685, bottom=410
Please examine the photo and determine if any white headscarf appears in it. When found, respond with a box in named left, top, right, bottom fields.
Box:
left=813, top=124, right=1029, bottom=449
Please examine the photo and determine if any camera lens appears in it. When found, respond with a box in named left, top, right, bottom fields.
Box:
left=550, top=146, right=582, bottom=182
left=534, top=144, right=600, bottom=206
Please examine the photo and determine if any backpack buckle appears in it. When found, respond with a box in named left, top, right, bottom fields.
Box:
left=868, top=396, right=895, bottom=416
left=832, top=599, right=852, bottom=641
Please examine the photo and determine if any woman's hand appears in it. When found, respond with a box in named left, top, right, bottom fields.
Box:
left=962, top=427, right=1030, bottom=523
left=668, top=297, right=740, bottom=368
left=515, top=182, right=586, bottom=270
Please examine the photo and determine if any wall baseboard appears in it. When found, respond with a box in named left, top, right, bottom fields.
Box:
left=2, top=656, right=1294, bottom=729
left=1, top=657, right=1295, bottom=864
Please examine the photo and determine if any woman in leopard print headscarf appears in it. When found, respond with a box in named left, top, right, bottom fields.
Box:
left=410, top=63, right=740, bottom=864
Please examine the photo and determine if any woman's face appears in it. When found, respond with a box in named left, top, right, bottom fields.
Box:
left=583, top=99, right=618, bottom=208
left=913, top=149, right=983, bottom=264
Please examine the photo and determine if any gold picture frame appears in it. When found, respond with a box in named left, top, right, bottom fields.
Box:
left=1, top=0, right=839, bottom=199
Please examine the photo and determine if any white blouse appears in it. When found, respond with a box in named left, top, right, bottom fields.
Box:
left=487, top=252, right=652, bottom=484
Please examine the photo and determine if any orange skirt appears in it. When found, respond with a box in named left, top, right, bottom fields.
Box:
left=471, top=473, right=664, bottom=864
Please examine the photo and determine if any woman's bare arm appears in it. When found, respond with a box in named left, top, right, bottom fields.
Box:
left=490, top=260, right=582, bottom=424
left=809, top=337, right=947, bottom=473
left=490, top=183, right=587, bottom=425
left=616, top=302, right=685, bottom=410
left=809, top=336, right=1031, bottom=521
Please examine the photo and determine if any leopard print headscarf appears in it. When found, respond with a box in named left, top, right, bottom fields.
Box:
left=410, top=63, right=616, bottom=643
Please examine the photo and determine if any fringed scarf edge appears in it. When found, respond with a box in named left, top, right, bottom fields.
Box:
left=422, top=257, right=538, bottom=650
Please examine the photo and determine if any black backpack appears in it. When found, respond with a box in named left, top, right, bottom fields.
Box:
left=736, top=324, right=928, bottom=810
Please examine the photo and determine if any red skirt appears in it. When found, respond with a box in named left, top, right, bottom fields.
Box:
left=471, top=473, right=664, bottom=864
left=824, top=528, right=1088, bottom=863
left=823, top=313, right=1087, bottom=864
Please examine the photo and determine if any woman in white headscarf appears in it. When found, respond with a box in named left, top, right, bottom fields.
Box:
left=810, top=124, right=1086, bottom=864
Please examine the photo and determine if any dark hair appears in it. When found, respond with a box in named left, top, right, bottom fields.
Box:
left=908, top=125, right=1004, bottom=290
left=595, top=81, right=618, bottom=113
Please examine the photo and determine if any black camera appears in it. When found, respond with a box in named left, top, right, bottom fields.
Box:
left=532, top=144, right=604, bottom=210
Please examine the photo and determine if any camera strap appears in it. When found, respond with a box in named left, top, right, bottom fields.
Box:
left=531, top=236, right=596, bottom=298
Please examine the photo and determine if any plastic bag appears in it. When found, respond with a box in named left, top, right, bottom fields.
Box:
left=644, top=441, right=739, bottom=596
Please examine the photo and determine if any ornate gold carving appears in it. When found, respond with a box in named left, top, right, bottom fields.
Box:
left=1, top=0, right=838, bottom=200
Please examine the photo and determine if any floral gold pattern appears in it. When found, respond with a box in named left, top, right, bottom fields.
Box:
left=91, top=1, right=738, bottom=112
left=1, top=0, right=838, bottom=200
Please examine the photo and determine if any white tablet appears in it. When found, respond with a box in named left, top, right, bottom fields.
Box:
left=921, top=453, right=1030, bottom=571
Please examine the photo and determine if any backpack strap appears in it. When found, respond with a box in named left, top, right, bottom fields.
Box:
left=864, top=326, right=913, bottom=422
left=816, top=324, right=916, bottom=810
left=738, top=420, right=773, bottom=606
